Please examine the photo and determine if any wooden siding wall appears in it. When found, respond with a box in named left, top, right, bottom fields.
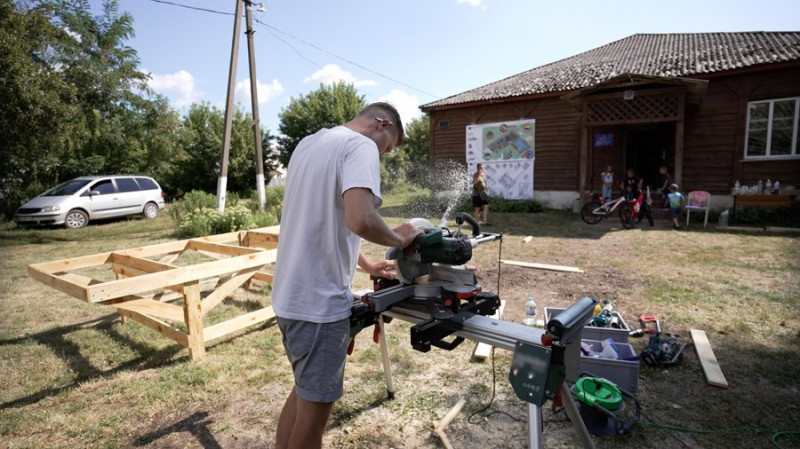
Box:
left=683, top=65, right=800, bottom=194
left=428, top=64, right=800, bottom=197
left=429, top=98, right=581, bottom=191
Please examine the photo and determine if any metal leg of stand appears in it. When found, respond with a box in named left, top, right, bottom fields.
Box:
left=527, top=403, right=543, bottom=449
left=378, top=316, right=395, bottom=399
left=560, top=382, right=595, bottom=449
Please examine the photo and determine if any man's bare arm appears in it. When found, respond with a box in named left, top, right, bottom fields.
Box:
left=343, top=188, right=420, bottom=248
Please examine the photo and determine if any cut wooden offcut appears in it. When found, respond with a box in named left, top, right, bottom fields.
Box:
left=434, top=398, right=466, bottom=449
left=501, top=259, right=584, bottom=273
left=690, top=329, right=728, bottom=388
left=471, top=299, right=506, bottom=360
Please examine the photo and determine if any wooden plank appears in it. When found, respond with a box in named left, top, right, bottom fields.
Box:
left=110, top=253, right=176, bottom=278
left=113, top=299, right=185, bottom=322
left=690, top=329, right=728, bottom=388
left=501, top=259, right=584, bottom=273
left=241, top=230, right=280, bottom=249
left=117, top=308, right=188, bottom=347
left=433, top=398, right=466, bottom=449
left=29, top=252, right=114, bottom=274
left=472, top=300, right=506, bottom=360
left=158, top=251, right=183, bottom=264
left=183, top=282, right=205, bottom=361
left=113, top=240, right=191, bottom=259
left=27, top=266, right=91, bottom=301
left=84, top=250, right=276, bottom=303
left=203, top=306, right=276, bottom=343
left=187, top=239, right=263, bottom=257
left=201, top=267, right=261, bottom=314
left=251, top=272, right=274, bottom=283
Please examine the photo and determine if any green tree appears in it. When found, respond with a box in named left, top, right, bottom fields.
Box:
left=0, top=0, right=86, bottom=218
left=51, top=0, right=156, bottom=175
left=165, top=103, right=274, bottom=198
left=381, top=115, right=430, bottom=192
left=276, top=82, right=365, bottom=167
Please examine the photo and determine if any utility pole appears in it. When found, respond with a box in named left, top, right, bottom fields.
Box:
left=217, top=0, right=244, bottom=212
left=217, top=0, right=267, bottom=212
left=245, top=1, right=266, bottom=210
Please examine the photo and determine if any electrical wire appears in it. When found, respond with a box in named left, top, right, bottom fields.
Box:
left=252, top=19, right=440, bottom=99
left=145, top=0, right=231, bottom=15
left=141, top=0, right=441, bottom=99
left=640, top=416, right=800, bottom=449
left=467, top=347, right=525, bottom=424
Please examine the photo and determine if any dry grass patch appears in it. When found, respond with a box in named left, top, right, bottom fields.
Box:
left=1, top=209, right=799, bottom=448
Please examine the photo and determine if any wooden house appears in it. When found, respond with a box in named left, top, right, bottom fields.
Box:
left=420, top=32, right=800, bottom=209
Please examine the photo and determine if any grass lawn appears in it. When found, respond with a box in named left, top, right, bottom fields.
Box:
left=0, top=203, right=799, bottom=448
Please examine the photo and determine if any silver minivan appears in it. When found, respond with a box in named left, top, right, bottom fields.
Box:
left=14, top=175, right=166, bottom=228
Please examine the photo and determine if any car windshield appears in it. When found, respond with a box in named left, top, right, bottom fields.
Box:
left=41, top=179, right=92, bottom=196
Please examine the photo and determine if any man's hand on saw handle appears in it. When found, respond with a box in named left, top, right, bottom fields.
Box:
left=393, top=222, right=423, bottom=248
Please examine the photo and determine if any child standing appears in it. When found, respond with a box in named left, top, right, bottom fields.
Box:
left=666, top=183, right=684, bottom=230
left=601, top=164, right=614, bottom=201
left=657, top=165, right=673, bottom=207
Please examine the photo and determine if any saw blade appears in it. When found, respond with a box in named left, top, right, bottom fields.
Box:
left=392, top=218, right=435, bottom=284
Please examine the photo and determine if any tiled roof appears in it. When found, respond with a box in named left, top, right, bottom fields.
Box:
left=421, top=32, right=800, bottom=110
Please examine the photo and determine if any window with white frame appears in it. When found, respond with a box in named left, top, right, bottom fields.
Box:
left=745, top=97, right=800, bottom=159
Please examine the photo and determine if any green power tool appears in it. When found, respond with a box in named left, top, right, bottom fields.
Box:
left=387, top=212, right=488, bottom=284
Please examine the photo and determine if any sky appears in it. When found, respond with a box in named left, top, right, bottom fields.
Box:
left=98, top=0, right=800, bottom=134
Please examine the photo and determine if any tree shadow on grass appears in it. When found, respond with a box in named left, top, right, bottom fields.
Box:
left=0, top=314, right=184, bottom=410
left=132, top=411, right=221, bottom=449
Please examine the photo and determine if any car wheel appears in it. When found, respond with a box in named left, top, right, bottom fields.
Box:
left=65, top=209, right=89, bottom=229
left=143, top=202, right=159, bottom=219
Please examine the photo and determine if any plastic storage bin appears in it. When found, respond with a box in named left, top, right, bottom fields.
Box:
left=579, top=338, right=640, bottom=395
left=544, top=307, right=631, bottom=343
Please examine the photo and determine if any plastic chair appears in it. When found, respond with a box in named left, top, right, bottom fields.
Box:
left=685, top=191, right=711, bottom=228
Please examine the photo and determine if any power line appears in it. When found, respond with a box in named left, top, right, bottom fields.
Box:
left=142, top=0, right=441, bottom=99
left=145, top=0, right=231, bottom=16
left=253, top=19, right=440, bottom=99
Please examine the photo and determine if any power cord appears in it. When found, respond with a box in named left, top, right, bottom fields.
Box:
left=467, top=347, right=525, bottom=424
left=641, top=416, right=800, bottom=449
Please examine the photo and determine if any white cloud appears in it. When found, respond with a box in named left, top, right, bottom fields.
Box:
left=148, top=70, right=203, bottom=108
left=457, top=0, right=486, bottom=9
left=303, top=64, right=377, bottom=87
left=234, top=78, right=284, bottom=105
left=378, top=89, right=422, bottom=130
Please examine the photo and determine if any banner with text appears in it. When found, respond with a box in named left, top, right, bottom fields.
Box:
left=466, top=119, right=535, bottom=200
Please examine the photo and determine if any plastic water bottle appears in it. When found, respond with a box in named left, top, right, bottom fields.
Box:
left=524, top=297, right=537, bottom=326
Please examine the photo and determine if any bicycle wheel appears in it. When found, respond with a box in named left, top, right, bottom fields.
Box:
left=619, top=204, right=636, bottom=229
left=581, top=201, right=603, bottom=224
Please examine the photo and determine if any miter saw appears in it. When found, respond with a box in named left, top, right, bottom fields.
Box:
left=349, top=212, right=503, bottom=353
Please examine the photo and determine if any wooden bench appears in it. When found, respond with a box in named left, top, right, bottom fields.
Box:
left=732, top=194, right=794, bottom=223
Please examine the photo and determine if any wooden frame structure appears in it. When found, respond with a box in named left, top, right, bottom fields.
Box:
left=28, top=226, right=280, bottom=361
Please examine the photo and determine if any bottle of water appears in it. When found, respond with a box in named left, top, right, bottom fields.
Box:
left=524, top=297, right=537, bottom=326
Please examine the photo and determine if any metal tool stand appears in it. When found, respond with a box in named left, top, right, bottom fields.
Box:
left=378, top=305, right=595, bottom=449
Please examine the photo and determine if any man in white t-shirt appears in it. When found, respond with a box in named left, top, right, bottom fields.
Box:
left=272, top=102, right=421, bottom=449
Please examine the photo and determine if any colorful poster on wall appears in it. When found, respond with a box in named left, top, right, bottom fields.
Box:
left=466, top=119, right=535, bottom=200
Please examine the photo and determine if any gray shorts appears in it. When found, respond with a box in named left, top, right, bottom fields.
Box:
left=277, top=316, right=349, bottom=403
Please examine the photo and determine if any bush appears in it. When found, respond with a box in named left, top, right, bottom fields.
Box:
left=457, top=196, right=543, bottom=214
left=178, top=207, right=221, bottom=237
left=169, top=190, right=218, bottom=225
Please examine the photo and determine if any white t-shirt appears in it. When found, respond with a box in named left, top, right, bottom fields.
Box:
left=271, top=126, right=382, bottom=323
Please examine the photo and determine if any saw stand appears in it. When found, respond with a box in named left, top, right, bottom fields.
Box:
left=372, top=302, right=597, bottom=449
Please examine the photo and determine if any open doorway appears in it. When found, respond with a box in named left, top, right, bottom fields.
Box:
left=622, top=123, right=675, bottom=189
